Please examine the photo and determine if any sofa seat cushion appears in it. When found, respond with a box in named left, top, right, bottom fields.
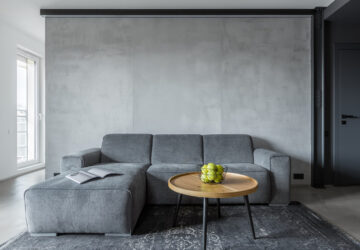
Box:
left=224, top=163, right=268, bottom=173
left=222, top=163, right=271, bottom=204
left=147, top=164, right=202, bottom=204
left=148, top=163, right=201, bottom=173
left=24, top=165, right=146, bottom=235
left=93, top=162, right=150, bottom=172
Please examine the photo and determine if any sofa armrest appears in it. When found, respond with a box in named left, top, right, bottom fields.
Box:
left=254, top=148, right=291, bottom=205
left=61, top=148, right=101, bottom=172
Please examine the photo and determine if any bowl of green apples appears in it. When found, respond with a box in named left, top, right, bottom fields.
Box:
left=200, top=163, right=227, bottom=184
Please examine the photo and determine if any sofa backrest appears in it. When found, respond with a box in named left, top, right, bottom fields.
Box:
left=203, top=134, right=254, bottom=164
left=101, top=134, right=152, bottom=163
left=152, top=134, right=203, bottom=164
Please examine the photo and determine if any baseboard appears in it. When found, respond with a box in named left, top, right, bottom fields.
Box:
left=30, top=233, right=57, bottom=237
left=105, top=233, right=131, bottom=237
left=0, top=165, right=45, bottom=182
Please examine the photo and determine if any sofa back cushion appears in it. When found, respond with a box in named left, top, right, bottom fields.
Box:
left=101, top=134, right=152, bottom=163
left=203, top=134, right=254, bottom=164
left=152, top=134, right=203, bottom=164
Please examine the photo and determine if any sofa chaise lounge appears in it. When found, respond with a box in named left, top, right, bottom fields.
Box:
left=24, top=134, right=291, bottom=236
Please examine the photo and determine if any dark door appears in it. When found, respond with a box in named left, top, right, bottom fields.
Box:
left=333, top=44, right=360, bottom=185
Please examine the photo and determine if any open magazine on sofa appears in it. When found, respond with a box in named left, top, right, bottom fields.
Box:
left=66, top=168, right=122, bottom=184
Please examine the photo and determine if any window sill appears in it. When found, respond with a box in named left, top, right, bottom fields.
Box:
left=17, top=162, right=45, bottom=175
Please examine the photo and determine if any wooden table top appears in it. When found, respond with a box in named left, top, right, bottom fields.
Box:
left=168, top=172, right=258, bottom=198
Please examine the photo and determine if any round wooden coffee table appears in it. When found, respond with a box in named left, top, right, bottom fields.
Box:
left=168, top=172, right=258, bottom=250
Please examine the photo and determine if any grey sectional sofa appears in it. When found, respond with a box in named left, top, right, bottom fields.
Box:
left=25, top=134, right=291, bottom=236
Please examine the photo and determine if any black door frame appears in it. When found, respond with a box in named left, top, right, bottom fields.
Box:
left=40, top=8, right=325, bottom=188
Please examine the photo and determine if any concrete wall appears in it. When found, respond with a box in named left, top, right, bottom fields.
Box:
left=0, top=20, right=45, bottom=181
left=46, top=17, right=312, bottom=184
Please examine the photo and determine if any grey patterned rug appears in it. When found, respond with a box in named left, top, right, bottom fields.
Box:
left=1, top=203, right=359, bottom=250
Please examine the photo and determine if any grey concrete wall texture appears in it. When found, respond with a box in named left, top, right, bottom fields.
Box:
left=46, top=17, right=312, bottom=184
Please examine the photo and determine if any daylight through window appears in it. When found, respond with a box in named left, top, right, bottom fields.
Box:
left=16, top=51, right=40, bottom=167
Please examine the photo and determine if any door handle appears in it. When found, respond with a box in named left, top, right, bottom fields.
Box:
left=342, top=114, right=359, bottom=119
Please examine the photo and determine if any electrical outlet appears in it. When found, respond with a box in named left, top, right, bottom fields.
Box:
left=293, top=173, right=304, bottom=180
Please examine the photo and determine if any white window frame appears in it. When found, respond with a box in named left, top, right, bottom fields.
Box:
left=16, top=49, right=41, bottom=169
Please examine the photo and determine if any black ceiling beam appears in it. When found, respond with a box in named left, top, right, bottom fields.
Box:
left=324, top=0, right=350, bottom=20
left=40, top=9, right=315, bottom=17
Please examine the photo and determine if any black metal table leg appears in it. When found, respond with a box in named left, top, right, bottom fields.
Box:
left=202, top=198, right=208, bottom=250
left=244, top=195, right=256, bottom=239
left=217, top=198, right=221, bottom=218
left=172, top=194, right=182, bottom=227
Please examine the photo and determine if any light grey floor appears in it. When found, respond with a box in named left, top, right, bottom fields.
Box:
left=0, top=169, right=45, bottom=245
left=292, top=185, right=360, bottom=241
left=0, top=170, right=359, bottom=245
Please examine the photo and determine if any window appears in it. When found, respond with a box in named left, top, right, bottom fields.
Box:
left=16, top=50, right=40, bottom=167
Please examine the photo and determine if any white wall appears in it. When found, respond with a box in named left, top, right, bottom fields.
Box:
left=0, top=20, right=45, bottom=181
left=46, top=17, right=312, bottom=184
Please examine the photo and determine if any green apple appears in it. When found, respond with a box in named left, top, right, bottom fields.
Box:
left=201, top=175, right=209, bottom=183
left=207, top=173, right=215, bottom=181
left=216, top=165, right=224, bottom=173
left=201, top=165, right=208, bottom=174
left=207, top=163, right=216, bottom=170
left=207, top=171, right=216, bottom=179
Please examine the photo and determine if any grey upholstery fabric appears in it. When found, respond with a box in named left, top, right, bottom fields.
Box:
left=61, top=148, right=101, bottom=173
left=151, top=135, right=203, bottom=164
left=203, top=134, right=254, bottom=164
left=101, top=134, right=152, bottom=163
left=254, top=148, right=291, bottom=205
left=25, top=165, right=146, bottom=235
left=93, top=163, right=150, bottom=172
left=147, top=164, right=202, bottom=204
left=222, top=163, right=271, bottom=204
left=148, top=163, right=201, bottom=173
left=26, top=134, right=291, bottom=237
left=224, top=163, right=267, bottom=172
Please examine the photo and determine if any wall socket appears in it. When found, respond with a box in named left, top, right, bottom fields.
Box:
left=293, top=173, right=304, bottom=180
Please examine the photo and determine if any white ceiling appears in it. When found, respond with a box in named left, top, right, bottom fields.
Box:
left=0, top=0, right=334, bottom=42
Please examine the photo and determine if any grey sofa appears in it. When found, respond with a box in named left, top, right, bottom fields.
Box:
left=25, top=134, right=290, bottom=236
